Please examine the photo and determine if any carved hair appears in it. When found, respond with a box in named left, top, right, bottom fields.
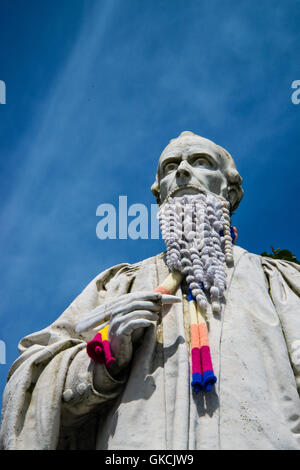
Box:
left=151, top=131, right=244, bottom=213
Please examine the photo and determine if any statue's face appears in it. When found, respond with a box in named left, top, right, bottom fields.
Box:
left=158, top=136, right=229, bottom=203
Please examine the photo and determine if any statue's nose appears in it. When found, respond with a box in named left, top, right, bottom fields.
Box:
left=176, top=161, right=191, bottom=179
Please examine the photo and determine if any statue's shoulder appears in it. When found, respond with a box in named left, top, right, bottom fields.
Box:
left=105, top=252, right=164, bottom=272
left=235, top=246, right=300, bottom=277
left=260, top=254, right=300, bottom=274
left=233, top=245, right=300, bottom=275
left=93, top=252, right=164, bottom=287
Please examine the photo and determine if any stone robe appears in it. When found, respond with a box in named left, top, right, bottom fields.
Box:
left=1, top=245, right=300, bottom=450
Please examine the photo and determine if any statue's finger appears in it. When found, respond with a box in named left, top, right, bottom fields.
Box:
left=124, top=291, right=163, bottom=302
left=111, top=300, right=161, bottom=318
left=160, top=294, right=181, bottom=304
left=128, top=292, right=181, bottom=304
left=75, top=302, right=115, bottom=333
left=75, top=292, right=180, bottom=334
left=76, top=299, right=158, bottom=333
left=118, top=318, right=155, bottom=337
left=112, top=295, right=181, bottom=318
left=109, top=310, right=158, bottom=335
left=75, top=291, right=162, bottom=333
left=75, top=309, right=107, bottom=333
left=75, top=292, right=133, bottom=333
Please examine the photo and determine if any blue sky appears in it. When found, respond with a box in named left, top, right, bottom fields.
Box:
left=0, top=0, right=299, bottom=411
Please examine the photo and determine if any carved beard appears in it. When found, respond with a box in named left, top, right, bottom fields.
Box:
left=158, top=192, right=233, bottom=314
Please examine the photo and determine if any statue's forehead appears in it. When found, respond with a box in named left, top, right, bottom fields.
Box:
left=158, top=137, right=226, bottom=166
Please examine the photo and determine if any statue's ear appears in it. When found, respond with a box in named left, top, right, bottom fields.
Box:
left=227, top=187, right=239, bottom=212
left=151, top=178, right=160, bottom=204
left=227, top=184, right=244, bottom=213
left=226, top=168, right=244, bottom=213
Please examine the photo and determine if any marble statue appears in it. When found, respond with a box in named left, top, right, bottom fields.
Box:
left=1, top=131, right=300, bottom=450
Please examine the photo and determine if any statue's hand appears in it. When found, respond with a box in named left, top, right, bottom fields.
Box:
left=76, top=291, right=181, bottom=377
left=107, top=291, right=164, bottom=373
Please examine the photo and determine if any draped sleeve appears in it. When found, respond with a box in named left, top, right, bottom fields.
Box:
left=261, top=257, right=300, bottom=394
left=0, top=262, right=140, bottom=450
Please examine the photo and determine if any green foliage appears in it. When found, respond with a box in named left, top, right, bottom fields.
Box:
left=261, top=246, right=300, bottom=265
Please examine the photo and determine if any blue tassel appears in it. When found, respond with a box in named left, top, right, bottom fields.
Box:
left=202, top=370, right=217, bottom=392
left=191, top=372, right=203, bottom=393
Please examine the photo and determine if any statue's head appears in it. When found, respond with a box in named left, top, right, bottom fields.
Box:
left=151, top=131, right=244, bottom=213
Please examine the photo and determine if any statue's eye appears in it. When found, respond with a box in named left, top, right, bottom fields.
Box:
left=191, top=155, right=213, bottom=168
left=164, top=162, right=178, bottom=173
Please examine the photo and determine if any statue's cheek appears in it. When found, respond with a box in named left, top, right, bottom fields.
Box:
left=193, top=168, right=227, bottom=196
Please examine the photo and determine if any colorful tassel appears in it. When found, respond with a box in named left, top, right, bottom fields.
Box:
left=189, top=223, right=236, bottom=391
left=153, top=271, right=182, bottom=296
left=86, top=324, right=116, bottom=368
left=189, top=290, right=203, bottom=392
left=189, top=289, right=217, bottom=392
